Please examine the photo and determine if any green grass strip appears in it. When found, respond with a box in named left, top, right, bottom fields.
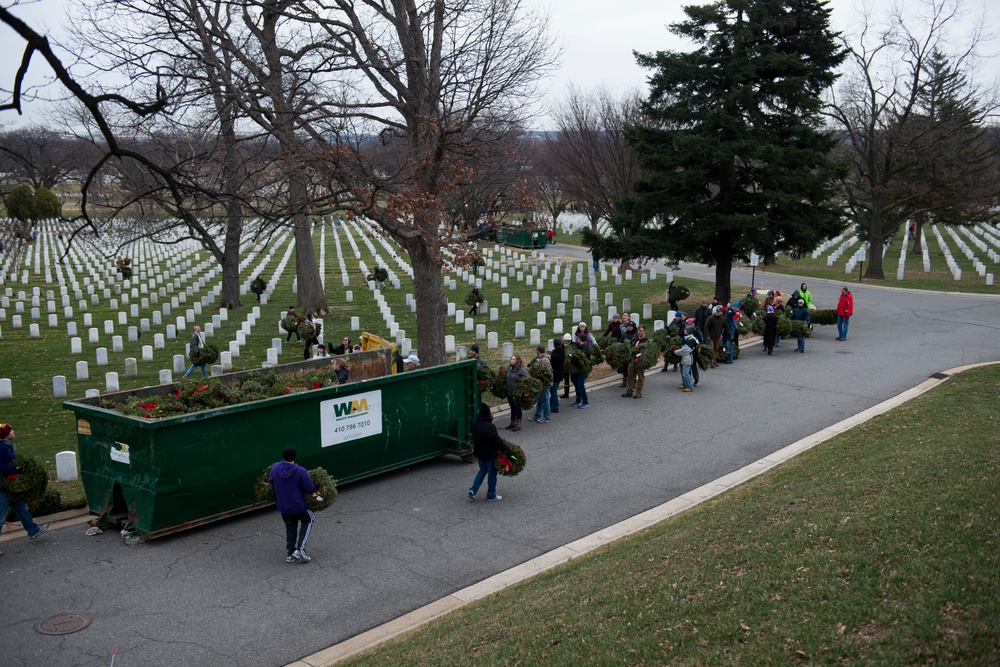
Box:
left=341, top=365, right=1000, bottom=666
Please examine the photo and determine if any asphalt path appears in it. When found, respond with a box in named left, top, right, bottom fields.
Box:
left=2, top=259, right=998, bottom=667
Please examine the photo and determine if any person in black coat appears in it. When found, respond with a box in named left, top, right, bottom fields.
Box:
left=549, top=338, right=566, bottom=413
left=468, top=404, right=511, bottom=502
left=762, top=306, right=779, bottom=355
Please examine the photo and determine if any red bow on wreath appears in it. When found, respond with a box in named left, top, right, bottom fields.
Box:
left=497, top=455, right=512, bottom=472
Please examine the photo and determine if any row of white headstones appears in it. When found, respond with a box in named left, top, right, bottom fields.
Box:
left=0, top=218, right=311, bottom=399
left=333, top=216, right=681, bottom=365
left=811, top=222, right=1000, bottom=284
left=0, top=214, right=681, bottom=400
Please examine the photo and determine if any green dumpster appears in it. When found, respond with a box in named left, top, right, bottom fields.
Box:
left=63, top=353, right=476, bottom=539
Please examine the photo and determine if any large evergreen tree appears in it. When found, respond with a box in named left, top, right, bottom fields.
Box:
left=586, top=0, right=846, bottom=303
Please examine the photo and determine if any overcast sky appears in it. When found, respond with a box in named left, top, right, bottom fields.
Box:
left=1, top=0, right=998, bottom=130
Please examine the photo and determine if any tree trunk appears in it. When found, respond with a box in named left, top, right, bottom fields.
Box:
left=863, top=210, right=886, bottom=280
left=714, top=260, right=732, bottom=307
left=290, top=174, right=328, bottom=314
left=910, top=211, right=925, bottom=255
left=218, top=198, right=243, bottom=310
left=711, top=240, right=734, bottom=305
left=406, top=238, right=447, bottom=367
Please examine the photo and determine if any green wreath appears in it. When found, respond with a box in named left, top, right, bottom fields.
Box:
left=2, top=456, right=48, bottom=504
left=490, top=366, right=508, bottom=400
left=564, top=346, right=593, bottom=375
left=476, top=364, right=497, bottom=395
left=254, top=465, right=338, bottom=512
left=299, top=320, right=321, bottom=341
left=810, top=309, right=837, bottom=326
left=526, top=359, right=554, bottom=386
left=496, top=442, right=527, bottom=477
left=513, top=376, right=543, bottom=410
left=250, top=278, right=266, bottom=294
left=631, top=341, right=660, bottom=371
left=697, top=344, right=716, bottom=370
left=281, top=315, right=302, bottom=333
left=672, top=284, right=691, bottom=302
left=190, top=344, right=220, bottom=367
left=603, top=341, right=632, bottom=374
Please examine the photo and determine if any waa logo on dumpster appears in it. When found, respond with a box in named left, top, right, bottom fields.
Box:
left=320, top=389, right=383, bottom=447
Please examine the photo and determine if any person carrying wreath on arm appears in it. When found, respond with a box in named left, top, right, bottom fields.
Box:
left=468, top=404, right=511, bottom=502
left=0, top=423, right=49, bottom=553
left=183, top=326, right=208, bottom=378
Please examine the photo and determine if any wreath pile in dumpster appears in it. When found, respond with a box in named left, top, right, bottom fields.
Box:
left=98, top=369, right=344, bottom=419
left=254, top=466, right=337, bottom=511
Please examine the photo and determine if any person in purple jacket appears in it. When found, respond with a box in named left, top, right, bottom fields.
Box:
left=268, top=446, right=316, bottom=563
left=0, top=423, right=49, bottom=556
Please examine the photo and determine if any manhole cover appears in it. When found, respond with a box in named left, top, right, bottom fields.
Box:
left=929, top=372, right=951, bottom=379
left=35, top=613, right=92, bottom=635
left=833, top=350, right=853, bottom=354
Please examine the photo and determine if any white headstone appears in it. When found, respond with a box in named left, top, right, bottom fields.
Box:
left=96, top=348, right=109, bottom=366
left=76, top=361, right=89, bottom=380
left=55, top=451, right=78, bottom=482
left=105, top=372, right=119, bottom=393
left=52, top=375, right=67, bottom=398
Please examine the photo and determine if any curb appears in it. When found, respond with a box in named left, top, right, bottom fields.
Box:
left=288, top=360, right=997, bottom=667
left=0, top=506, right=92, bottom=543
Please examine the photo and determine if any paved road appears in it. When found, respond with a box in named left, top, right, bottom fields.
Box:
left=2, top=263, right=998, bottom=667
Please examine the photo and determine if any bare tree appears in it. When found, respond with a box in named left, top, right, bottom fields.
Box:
left=526, top=135, right=570, bottom=230
left=0, top=126, right=94, bottom=190
left=304, top=0, right=558, bottom=366
left=545, top=87, right=643, bottom=233
left=826, top=0, right=998, bottom=279
left=70, top=0, right=307, bottom=310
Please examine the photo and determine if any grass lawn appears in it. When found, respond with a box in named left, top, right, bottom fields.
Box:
left=340, top=364, right=1000, bottom=666
left=2, top=224, right=724, bottom=507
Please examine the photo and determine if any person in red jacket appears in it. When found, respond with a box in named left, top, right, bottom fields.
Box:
left=836, top=286, right=854, bottom=341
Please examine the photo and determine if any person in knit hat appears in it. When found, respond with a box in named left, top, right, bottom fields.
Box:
left=0, top=423, right=50, bottom=552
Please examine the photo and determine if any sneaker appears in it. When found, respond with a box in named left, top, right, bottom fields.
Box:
left=486, top=495, right=503, bottom=502
left=468, top=490, right=476, bottom=500
left=286, top=554, right=297, bottom=563
left=294, top=549, right=311, bottom=563
left=578, top=403, right=589, bottom=409
left=30, top=524, right=49, bottom=540
left=694, top=382, right=700, bottom=387
left=542, top=419, right=550, bottom=423
left=570, top=401, right=580, bottom=407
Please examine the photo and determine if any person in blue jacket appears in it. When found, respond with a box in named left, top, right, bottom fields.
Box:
left=268, top=446, right=316, bottom=563
left=790, top=299, right=812, bottom=353
left=0, top=423, right=49, bottom=554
